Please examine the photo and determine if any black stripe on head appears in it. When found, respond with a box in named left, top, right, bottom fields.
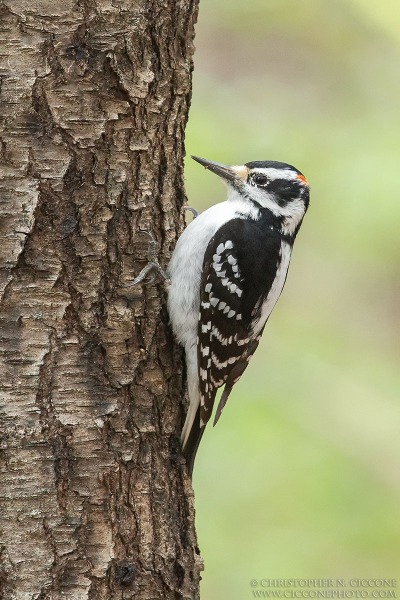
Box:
left=245, top=160, right=303, bottom=175
left=266, top=178, right=304, bottom=206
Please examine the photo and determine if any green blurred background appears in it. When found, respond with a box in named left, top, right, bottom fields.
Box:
left=183, top=1, right=400, bottom=597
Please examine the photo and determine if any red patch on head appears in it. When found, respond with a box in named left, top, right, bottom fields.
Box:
left=296, top=173, right=308, bottom=185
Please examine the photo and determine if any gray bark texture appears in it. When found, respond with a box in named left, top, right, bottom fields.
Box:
left=0, top=0, right=201, bottom=598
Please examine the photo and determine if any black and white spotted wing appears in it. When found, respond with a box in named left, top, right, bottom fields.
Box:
left=197, top=216, right=283, bottom=427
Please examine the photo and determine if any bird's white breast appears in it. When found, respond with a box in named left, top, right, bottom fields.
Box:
left=167, top=202, right=235, bottom=348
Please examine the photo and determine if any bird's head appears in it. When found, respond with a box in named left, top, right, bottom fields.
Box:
left=192, top=155, right=310, bottom=236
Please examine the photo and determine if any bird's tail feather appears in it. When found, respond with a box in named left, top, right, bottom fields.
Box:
left=182, top=405, right=205, bottom=476
left=181, top=342, right=203, bottom=475
left=181, top=396, right=199, bottom=450
left=213, top=385, right=233, bottom=426
left=181, top=343, right=200, bottom=447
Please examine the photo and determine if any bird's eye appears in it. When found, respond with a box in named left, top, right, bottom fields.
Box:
left=251, top=173, right=269, bottom=186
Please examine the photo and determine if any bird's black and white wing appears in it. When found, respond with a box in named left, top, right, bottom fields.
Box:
left=197, top=216, right=285, bottom=427
left=198, top=241, right=257, bottom=428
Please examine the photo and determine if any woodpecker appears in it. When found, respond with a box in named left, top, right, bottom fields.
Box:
left=166, top=155, right=310, bottom=474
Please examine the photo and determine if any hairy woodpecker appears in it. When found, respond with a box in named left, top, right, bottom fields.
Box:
left=167, top=156, right=310, bottom=474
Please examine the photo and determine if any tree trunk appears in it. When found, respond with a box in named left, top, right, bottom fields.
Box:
left=0, top=1, right=201, bottom=598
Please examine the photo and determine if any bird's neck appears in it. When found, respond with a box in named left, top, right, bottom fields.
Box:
left=226, top=188, right=297, bottom=242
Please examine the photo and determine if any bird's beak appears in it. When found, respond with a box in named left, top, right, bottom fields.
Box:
left=191, top=155, right=248, bottom=184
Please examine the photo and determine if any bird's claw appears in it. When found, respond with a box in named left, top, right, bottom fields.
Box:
left=127, top=229, right=170, bottom=287
left=183, top=205, right=198, bottom=219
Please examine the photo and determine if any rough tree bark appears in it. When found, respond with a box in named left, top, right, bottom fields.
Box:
left=0, top=0, right=201, bottom=598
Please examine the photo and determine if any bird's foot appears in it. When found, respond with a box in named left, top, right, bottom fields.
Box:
left=127, top=230, right=170, bottom=287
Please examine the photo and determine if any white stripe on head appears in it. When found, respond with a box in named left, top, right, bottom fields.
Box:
left=249, top=167, right=300, bottom=181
